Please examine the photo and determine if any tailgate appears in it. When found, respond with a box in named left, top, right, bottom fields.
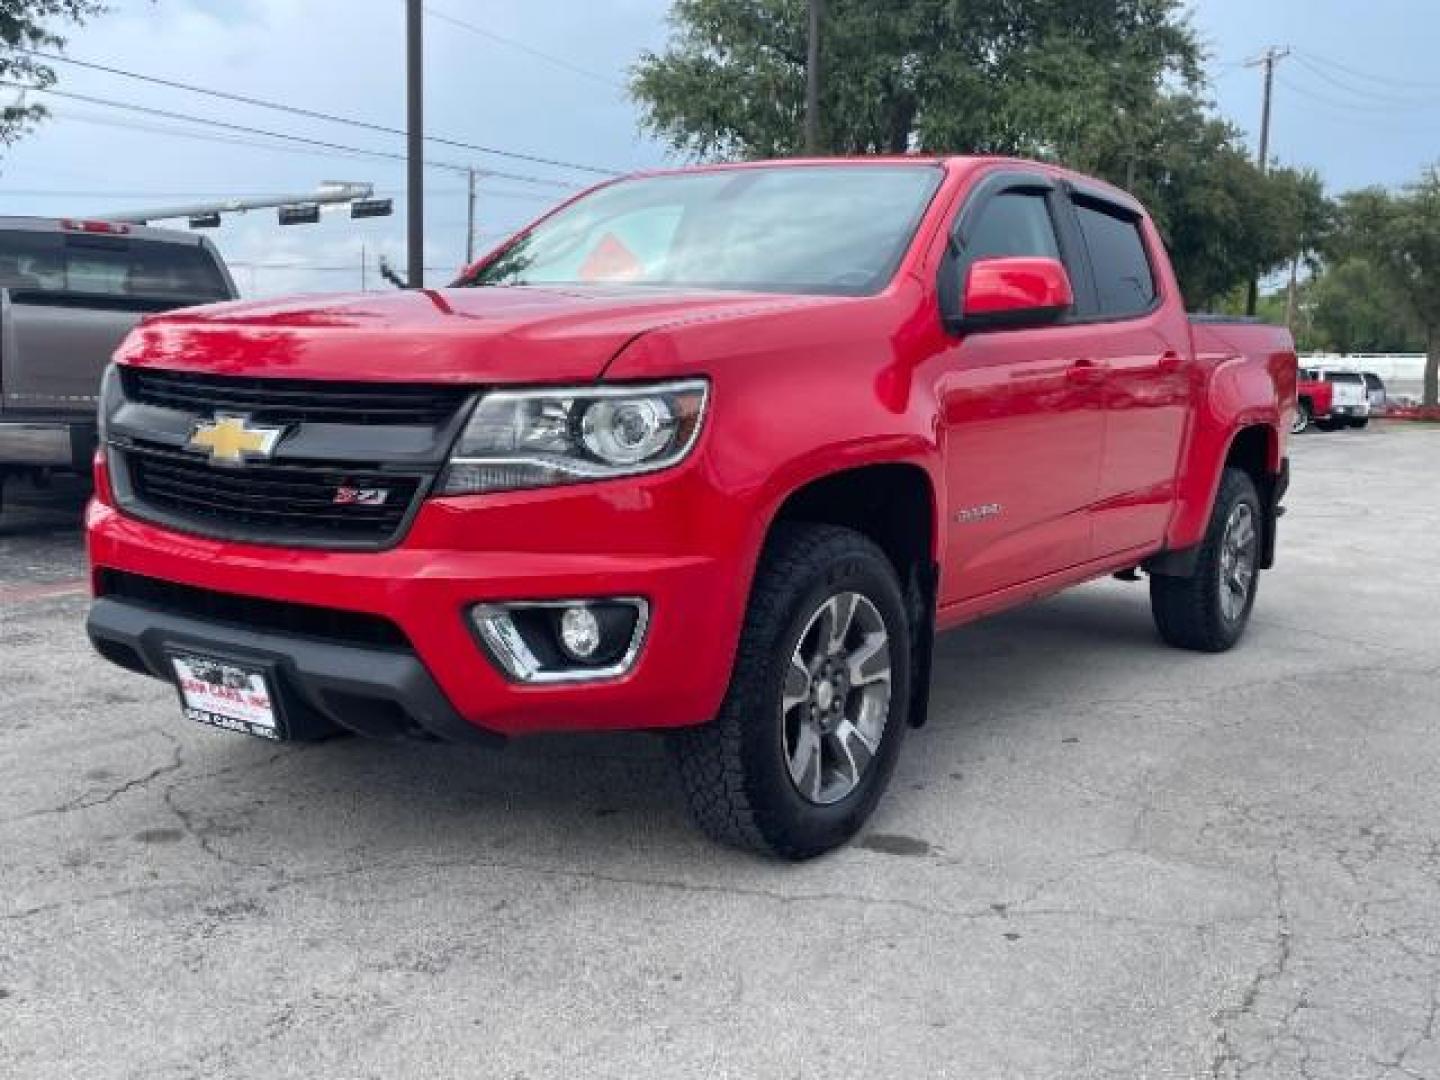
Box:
left=1328, top=378, right=1367, bottom=409
left=1, top=290, right=144, bottom=414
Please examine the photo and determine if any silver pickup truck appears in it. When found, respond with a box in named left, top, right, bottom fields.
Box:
left=1, top=217, right=236, bottom=508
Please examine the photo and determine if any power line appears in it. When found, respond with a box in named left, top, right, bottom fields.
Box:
left=1276, top=74, right=1438, bottom=116
left=2, top=80, right=584, bottom=189
left=1268, top=81, right=1436, bottom=135
left=422, top=5, right=625, bottom=90
left=1295, top=48, right=1440, bottom=92
left=1290, top=54, right=1440, bottom=108
left=15, top=47, right=621, bottom=177
left=39, top=106, right=446, bottom=170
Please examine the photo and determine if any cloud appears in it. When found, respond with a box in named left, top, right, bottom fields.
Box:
left=4, top=0, right=671, bottom=296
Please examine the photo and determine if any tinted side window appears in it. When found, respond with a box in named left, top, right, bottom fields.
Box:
left=964, top=192, right=1060, bottom=262
left=1074, top=200, right=1155, bottom=317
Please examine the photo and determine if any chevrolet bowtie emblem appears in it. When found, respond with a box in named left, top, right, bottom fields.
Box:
left=185, top=415, right=286, bottom=466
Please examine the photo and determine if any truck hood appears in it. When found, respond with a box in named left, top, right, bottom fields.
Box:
left=115, top=285, right=828, bottom=384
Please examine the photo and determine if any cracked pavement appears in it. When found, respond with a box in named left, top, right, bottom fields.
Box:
left=3, top=427, right=1439, bottom=1079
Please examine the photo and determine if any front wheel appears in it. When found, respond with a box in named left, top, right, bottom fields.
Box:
left=1291, top=399, right=1311, bottom=435
left=1149, top=468, right=1262, bottom=653
left=670, top=524, right=911, bottom=859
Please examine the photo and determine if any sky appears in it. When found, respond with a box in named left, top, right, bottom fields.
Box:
left=1, top=0, right=1436, bottom=298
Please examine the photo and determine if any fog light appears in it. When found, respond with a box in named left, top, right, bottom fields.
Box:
left=559, top=606, right=601, bottom=660
left=469, top=599, right=649, bottom=684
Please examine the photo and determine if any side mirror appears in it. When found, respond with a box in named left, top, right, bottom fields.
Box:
left=957, top=256, right=1074, bottom=332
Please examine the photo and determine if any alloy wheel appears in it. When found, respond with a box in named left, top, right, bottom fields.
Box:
left=1218, top=502, right=1258, bottom=623
left=780, top=591, right=893, bottom=806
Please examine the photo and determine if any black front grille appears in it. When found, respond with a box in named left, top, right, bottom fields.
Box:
left=121, top=367, right=471, bottom=426
left=98, top=570, right=410, bottom=649
left=123, top=443, right=423, bottom=547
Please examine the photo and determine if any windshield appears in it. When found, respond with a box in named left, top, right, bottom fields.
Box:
left=461, top=165, right=944, bottom=296
left=0, top=230, right=230, bottom=303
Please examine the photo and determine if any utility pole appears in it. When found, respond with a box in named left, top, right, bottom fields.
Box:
left=406, top=0, right=425, bottom=289
left=465, top=167, right=478, bottom=265
left=804, top=0, right=822, bottom=154
left=1245, top=45, right=1289, bottom=316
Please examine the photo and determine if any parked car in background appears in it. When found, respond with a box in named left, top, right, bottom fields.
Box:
left=1294, top=369, right=1332, bottom=434
left=1296, top=366, right=1371, bottom=431
left=1361, top=371, right=1387, bottom=415
left=86, top=157, right=1295, bottom=858
left=0, top=217, right=236, bottom=511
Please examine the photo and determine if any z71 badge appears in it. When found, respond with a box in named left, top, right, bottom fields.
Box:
left=333, top=486, right=391, bottom=506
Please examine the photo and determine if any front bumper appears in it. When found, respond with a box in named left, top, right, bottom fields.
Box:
left=85, top=479, right=753, bottom=739
left=87, top=594, right=497, bottom=743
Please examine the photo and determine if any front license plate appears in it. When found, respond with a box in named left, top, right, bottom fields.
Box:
left=170, top=653, right=282, bottom=740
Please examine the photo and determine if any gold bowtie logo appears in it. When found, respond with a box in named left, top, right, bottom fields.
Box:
left=185, top=415, right=285, bottom=466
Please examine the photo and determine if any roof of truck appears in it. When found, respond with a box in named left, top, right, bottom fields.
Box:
left=0, top=216, right=209, bottom=245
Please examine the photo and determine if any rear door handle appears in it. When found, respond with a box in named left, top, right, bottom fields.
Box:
left=1157, top=350, right=1183, bottom=374
left=1066, top=358, right=1103, bottom=382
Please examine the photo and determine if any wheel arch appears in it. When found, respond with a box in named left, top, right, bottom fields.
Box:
left=1150, top=421, right=1285, bottom=577
left=765, top=461, right=939, bottom=727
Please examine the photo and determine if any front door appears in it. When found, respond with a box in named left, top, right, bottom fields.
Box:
left=936, top=179, right=1106, bottom=606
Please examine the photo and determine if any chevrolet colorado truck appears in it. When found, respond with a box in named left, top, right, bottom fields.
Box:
left=0, top=217, right=236, bottom=510
left=86, top=158, right=1296, bottom=858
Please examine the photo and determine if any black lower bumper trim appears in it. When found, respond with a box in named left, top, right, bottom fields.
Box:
left=86, top=597, right=503, bottom=746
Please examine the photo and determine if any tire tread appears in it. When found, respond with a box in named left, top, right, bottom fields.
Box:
left=671, top=524, right=905, bottom=859
left=1149, top=468, right=1260, bottom=653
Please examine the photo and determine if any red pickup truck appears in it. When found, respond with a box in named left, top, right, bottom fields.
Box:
left=87, top=158, right=1295, bottom=858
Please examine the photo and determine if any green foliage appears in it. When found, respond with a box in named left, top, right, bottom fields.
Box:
left=630, top=0, right=1322, bottom=307
left=1307, top=259, right=1425, bottom=356
left=1331, top=169, right=1440, bottom=403
left=633, top=0, right=1202, bottom=159
left=1, top=1, right=107, bottom=150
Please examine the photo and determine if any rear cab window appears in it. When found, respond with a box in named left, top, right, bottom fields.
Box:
left=0, top=230, right=231, bottom=305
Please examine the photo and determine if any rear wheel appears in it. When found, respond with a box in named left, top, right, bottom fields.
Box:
left=1150, top=468, right=1262, bottom=653
left=1348, top=417, right=1370, bottom=429
left=1314, top=418, right=1343, bottom=432
left=670, top=524, right=910, bottom=859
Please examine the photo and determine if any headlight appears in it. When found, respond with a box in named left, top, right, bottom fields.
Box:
left=437, top=379, right=709, bottom=495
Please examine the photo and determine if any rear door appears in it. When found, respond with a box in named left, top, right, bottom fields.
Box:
left=937, top=172, right=1106, bottom=604
left=1064, top=190, right=1194, bottom=556
left=1, top=227, right=232, bottom=416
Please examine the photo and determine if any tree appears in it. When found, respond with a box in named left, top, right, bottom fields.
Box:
left=1333, top=170, right=1440, bottom=404
left=1, top=1, right=108, bottom=151
left=632, top=0, right=1202, bottom=160
left=1307, top=258, right=1424, bottom=356
left=630, top=0, right=1304, bottom=307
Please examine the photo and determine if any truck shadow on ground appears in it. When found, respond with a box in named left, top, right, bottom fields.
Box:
left=0, top=481, right=90, bottom=539
left=179, top=582, right=1172, bottom=862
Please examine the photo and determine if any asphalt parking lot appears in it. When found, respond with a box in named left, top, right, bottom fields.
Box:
left=4, top=425, right=1439, bottom=1080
